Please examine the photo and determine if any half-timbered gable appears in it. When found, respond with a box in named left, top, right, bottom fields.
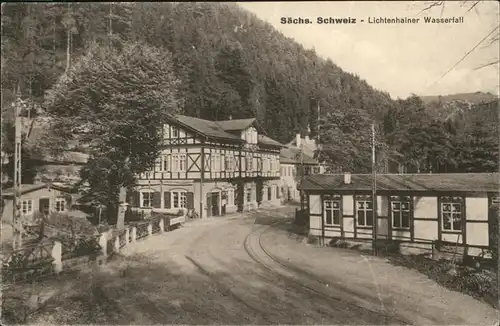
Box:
left=134, top=114, right=285, bottom=219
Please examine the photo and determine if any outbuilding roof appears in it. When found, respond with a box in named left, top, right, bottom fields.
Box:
left=2, top=183, right=76, bottom=197
left=280, top=147, right=318, bottom=165
left=298, top=173, right=499, bottom=193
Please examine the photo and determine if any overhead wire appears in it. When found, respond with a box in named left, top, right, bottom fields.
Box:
left=422, top=25, right=498, bottom=92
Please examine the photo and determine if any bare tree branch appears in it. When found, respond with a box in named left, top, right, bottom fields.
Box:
left=416, top=1, right=444, bottom=15
left=474, top=60, right=499, bottom=70
left=466, top=0, right=481, bottom=13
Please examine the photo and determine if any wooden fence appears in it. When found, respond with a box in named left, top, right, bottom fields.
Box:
left=1, top=213, right=184, bottom=283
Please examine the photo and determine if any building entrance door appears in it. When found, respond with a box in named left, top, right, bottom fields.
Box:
left=39, top=198, right=50, bottom=215
left=211, top=192, right=220, bottom=217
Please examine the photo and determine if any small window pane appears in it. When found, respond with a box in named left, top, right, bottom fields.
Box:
left=333, top=210, right=340, bottom=225
left=358, top=211, right=365, bottom=226
left=402, top=211, right=410, bottom=228
left=442, top=212, right=451, bottom=230
left=366, top=210, right=373, bottom=226
left=452, top=213, right=462, bottom=230
left=393, top=212, right=401, bottom=227
left=326, top=210, right=332, bottom=225
left=392, top=202, right=401, bottom=210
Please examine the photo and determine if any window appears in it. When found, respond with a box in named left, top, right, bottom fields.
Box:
left=171, top=126, right=179, bottom=138
left=172, top=154, right=186, bottom=172
left=172, top=191, right=187, bottom=208
left=267, top=187, right=272, bottom=201
left=21, top=199, right=33, bottom=215
left=324, top=195, right=341, bottom=226
left=440, top=196, right=463, bottom=232
left=225, top=155, right=233, bottom=171
left=356, top=195, right=373, bottom=226
left=275, top=185, right=280, bottom=199
left=221, top=155, right=226, bottom=171
left=246, top=189, right=252, bottom=203
left=313, top=166, right=321, bottom=174
left=288, top=166, right=292, bottom=176
left=142, top=192, right=154, bottom=208
left=55, top=197, right=66, bottom=212
left=391, top=196, right=411, bottom=229
left=159, top=155, right=170, bottom=172
left=246, top=157, right=253, bottom=171
left=211, top=154, right=221, bottom=172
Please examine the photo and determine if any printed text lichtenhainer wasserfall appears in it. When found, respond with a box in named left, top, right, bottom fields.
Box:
left=280, top=16, right=465, bottom=24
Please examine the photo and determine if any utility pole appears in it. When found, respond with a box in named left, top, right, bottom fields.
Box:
left=372, top=122, right=378, bottom=256
left=12, top=95, right=23, bottom=250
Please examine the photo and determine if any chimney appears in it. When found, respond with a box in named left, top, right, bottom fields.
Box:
left=344, top=172, right=351, bottom=184
left=296, top=133, right=301, bottom=148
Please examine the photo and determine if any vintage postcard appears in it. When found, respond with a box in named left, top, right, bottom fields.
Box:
left=1, top=1, right=499, bottom=325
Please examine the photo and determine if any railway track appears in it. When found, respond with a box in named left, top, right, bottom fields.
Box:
left=243, top=216, right=410, bottom=325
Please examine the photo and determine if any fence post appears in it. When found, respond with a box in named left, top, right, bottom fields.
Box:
left=147, top=223, right=153, bottom=236
left=131, top=226, right=137, bottom=243
left=125, top=228, right=130, bottom=245
left=114, top=235, right=120, bottom=252
left=51, top=241, right=62, bottom=274
left=99, top=233, right=107, bottom=258
left=159, top=218, right=165, bottom=233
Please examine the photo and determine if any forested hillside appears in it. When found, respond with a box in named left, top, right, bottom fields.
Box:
left=1, top=2, right=497, bottom=178
left=1, top=2, right=394, bottom=144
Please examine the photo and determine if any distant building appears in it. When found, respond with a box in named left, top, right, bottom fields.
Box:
left=280, top=132, right=326, bottom=203
left=131, top=115, right=285, bottom=218
left=1, top=183, right=82, bottom=224
left=298, top=172, right=498, bottom=259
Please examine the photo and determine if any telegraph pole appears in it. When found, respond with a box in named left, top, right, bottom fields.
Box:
left=372, top=122, right=378, bottom=256
left=12, top=95, right=23, bottom=250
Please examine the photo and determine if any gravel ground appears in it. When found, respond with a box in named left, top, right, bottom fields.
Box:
left=4, top=206, right=499, bottom=325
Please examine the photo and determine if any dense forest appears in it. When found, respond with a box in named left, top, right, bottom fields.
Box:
left=1, top=2, right=498, bottom=177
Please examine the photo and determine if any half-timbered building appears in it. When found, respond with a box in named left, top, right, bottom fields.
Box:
left=298, top=173, right=498, bottom=259
left=130, top=115, right=284, bottom=218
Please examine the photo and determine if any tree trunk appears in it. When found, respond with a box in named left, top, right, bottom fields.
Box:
left=65, top=3, right=72, bottom=73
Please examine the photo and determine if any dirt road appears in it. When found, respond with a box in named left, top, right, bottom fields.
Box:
left=16, top=207, right=499, bottom=324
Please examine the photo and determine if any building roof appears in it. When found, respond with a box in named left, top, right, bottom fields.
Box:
left=298, top=173, right=499, bottom=193
left=2, top=183, right=75, bottom=197
left=174, top=115, right=243, bottom=141
left=259, top=135, right=286, bottom=148
left=216, top=118, right=256, bottom=131
left=172, top=115, right=284, bottom=148
left=280, top=147, right=318, bottom=165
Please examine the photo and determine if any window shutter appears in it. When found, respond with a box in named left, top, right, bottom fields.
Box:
left=186, top=192, right=194, bottom=209
left=164, top=192, right=171, bottom=209
left=132, top=191, right=140, bottom=207
left=64, top=194, right=73, bottom=208
left=153, top=192, right=161, bottom=208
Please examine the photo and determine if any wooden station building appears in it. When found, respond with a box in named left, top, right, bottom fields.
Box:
left=298, top=172, right=499, bottom=258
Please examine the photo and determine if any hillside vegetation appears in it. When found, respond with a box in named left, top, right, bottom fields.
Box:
left=1, top=2, right=498, bottom=181
left=1, top=2, right=394, bottom=144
